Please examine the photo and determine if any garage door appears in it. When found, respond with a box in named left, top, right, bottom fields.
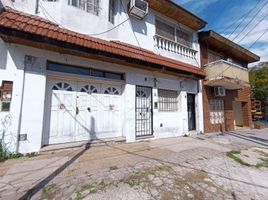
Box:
left=46, top=79, right=122, bottom=144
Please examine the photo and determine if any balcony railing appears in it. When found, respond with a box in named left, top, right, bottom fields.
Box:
left=204, top=60, right=249, bottom=89
left=153, top=34, right=198, bottom=60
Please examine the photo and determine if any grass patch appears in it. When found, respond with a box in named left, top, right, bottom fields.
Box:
left=109, top=165, right=118, bottom=171
left=26, top=152, right=38, bottom=158
left=127, top=179, right=139, bottom=188
left=81, top=184, right=94, bottom=192
left=99, top=180, right=107, bottom=189
left=75, top=192, right=83, bottom=200
left=25, top=188, right=33, bottom=197
left=256, top=158, right=268, bottom=168
left=41, top=184, right=56, bottom=199
left=226, top=150, right=252, bottom=167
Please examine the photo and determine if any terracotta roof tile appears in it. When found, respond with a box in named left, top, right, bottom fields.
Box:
left=0, top=8, right=204, bottom=77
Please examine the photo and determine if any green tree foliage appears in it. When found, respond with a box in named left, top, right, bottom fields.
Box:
left=249, top=62, right=268, bottom=109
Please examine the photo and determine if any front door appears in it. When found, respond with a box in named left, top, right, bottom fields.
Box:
left=48, top=81, right=77, bottom=144
left=135, top=86, right=153, bottom=137
left=75, top=83, right=100, bottom=140
left=232, top=101, right=243, bottom=126
left=187, top=94, right=196, bottom=131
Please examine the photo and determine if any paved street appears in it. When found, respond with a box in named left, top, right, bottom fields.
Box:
left=0, top=129, right=268, bottom=200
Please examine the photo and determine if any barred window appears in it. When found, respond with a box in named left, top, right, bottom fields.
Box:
left=68, top=0, right=100, bottom=15
left=156, top=20, right=175, bottom=41
left=158, top=89, right=178, bottom=112
left=209, top=99, right=224, bottom=124
left=155, top=19, right=193, bottom=47
left=0, top=81, right=13, bottom=112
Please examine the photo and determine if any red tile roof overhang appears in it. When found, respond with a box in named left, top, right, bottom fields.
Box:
left=0, top=8, right=205, bottom=79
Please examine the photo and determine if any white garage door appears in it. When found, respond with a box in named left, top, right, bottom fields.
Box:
left=46, top=79, right=122, bottom=144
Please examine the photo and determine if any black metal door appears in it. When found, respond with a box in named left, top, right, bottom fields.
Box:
left=135, top=86, right=153, bottom=137
left=187, top=94, right=196, bottom=131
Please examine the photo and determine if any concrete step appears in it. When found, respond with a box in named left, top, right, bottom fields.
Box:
left=40, top=137, right=126, bottom=154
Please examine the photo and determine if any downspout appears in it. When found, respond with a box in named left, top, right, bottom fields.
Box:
left=15, top=57, right=27, bottom=153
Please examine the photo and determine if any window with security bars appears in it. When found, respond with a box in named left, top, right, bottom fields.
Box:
left=0, top=81, right=13, bottom=112
left=155, top=19, right=193, bottom=48
left=68, top=0, right=100, bottom=15
left=158, top=89, right=178, bottom=112
left=209, top=99, right=224, bottom=124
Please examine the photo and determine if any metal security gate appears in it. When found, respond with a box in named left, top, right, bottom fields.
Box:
left=135, top=86, right=153, bottom=137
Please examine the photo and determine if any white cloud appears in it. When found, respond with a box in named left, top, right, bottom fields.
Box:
left=221, top=3, right=268, bottom=62
left=174, top=0, right=219, bottom=14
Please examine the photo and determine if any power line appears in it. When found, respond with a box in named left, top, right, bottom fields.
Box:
left=249, top=28, right=268, bottom=49
left=89, top=18, right=130, bottom=36
left=119, top=0, right=142, bottom=48
left=221, top=0, right=261, bottom=34
left=237, top=12, right=268, bottom=44
left=226, top=0, right=262, bottom=39
left=207, top=0, right=232, bottom=29
left=38, top=1, right=61, bottom=25
left=231, top=0, right=268, bottom=42
left=39, top=1, right=130, bottom=36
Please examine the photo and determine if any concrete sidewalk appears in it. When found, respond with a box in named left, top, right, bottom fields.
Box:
left=0, top=129, right=267, bottom=200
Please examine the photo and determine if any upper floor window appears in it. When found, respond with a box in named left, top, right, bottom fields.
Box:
left=208, top=51, right=223, bottom=63
left=68, top=0, right=100, bottom=15
left=109, top=0, right=115, bottom=24
left=155, top=19, right=193, bottom=48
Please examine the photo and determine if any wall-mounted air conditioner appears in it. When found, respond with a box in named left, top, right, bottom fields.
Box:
left=128, top=0, right=148, bottom=19
left=214, top=86, right=225, bottom=97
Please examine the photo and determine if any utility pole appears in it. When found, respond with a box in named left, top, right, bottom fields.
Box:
left=35, top=0, right=39, bottom=14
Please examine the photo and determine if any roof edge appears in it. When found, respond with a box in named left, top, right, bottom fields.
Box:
left=168, top=0, right=207, bottom=28
left=199, top=30, right=260, bottom=63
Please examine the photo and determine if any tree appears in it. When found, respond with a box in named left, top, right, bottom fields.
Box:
left=249, top=62, right=268, bottom=110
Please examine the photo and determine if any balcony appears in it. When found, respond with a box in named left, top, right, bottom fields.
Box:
left=204, top=60, right=249, bottom=89
left=153, top=34, right=198, bottom=61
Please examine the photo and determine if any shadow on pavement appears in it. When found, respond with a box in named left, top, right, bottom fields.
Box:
left=18, top=146, right=89, bottom=200
left=228, top=131, right=268, bottom=147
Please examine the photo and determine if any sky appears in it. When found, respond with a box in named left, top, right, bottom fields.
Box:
left=174, top=0, right=268, bottom=64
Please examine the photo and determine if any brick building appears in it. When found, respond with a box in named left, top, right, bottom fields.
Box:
left=199, top=31, right=260, bottom=133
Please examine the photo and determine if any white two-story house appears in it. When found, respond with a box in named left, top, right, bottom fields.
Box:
left=0, top=0, right=207, bottom=153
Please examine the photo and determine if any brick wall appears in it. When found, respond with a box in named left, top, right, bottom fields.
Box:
left=203, top=84, right=252, bottom=133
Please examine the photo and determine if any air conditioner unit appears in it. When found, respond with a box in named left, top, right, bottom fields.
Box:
left=214, top=86, right=225, bottom=97
left=128, top=0, right=148, bottom=19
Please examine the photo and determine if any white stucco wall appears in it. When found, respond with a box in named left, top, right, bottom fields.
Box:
left=2, top=0, right=201, bottom=67
left=0, top=39, right=24, bottom=153
left=0, top=40, right=203, bottom=153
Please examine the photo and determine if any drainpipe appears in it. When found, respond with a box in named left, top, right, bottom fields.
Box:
left=35, top=0, right=39, bottom=14
left=16, top=57, right=27, bottom=153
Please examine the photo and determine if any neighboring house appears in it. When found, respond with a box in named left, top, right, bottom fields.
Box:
left=0, top=0, right=206, bottom=153
left=199, top=31, right=260, bottom=133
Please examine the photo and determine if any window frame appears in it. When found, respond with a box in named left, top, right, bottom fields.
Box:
left=209, top=99, right=225, bottom=125
left=109, top=0, right=115, bottom=24
left=47, top=62, right=125, bottom=81
left=155, top=17, right=193, bottom=48
left=158, top=89, right=179, bottom=112
left=68, top=0, right=100, bottom=15
left=0, top=81, right=13, bottom=112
